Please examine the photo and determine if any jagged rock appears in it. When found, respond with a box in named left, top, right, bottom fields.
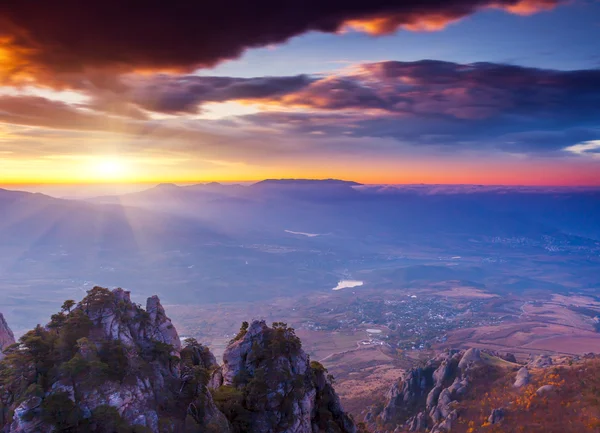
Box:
left=426, top=385, right=442, bottom=410
left=536, top=385, right=556, bottom=395
left=406, top=411, right=428, bottom=431
left=145, top=295, right=181, bottom=352
left=0, top=312, right=15, bottom=359
left=433, top=357, right=456, bottom=388
left=488, top=407, right=505, bottom=424
left=436, top=389, right=453, bottom=419
left=208, top=366, right=224, bottom=390
left=458, top=348, right=482, bottom=370
left=9, top=397, right=48, bottom=433
left=0, top=289, right=362, bottom=433
left=528, top=354, right=553, bottom=368
left=446, top=377, right=468, bottom=397
left=514, top=367, right=530, bottom=388
left=427, top=377, right=465, bottom=427
left=182, top=341, right=218, bottom=370
left=382, top=350, right=467, bottom=427
left=220, top=320, right=355, bottom=433
left=0, top=288, right=229, bottom=433
left=431, top=409, right=457, bottom=433
left=382, top=365, right=436, bottom=422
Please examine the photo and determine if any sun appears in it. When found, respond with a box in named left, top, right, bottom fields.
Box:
left=91, top=158, right=128, bottom=181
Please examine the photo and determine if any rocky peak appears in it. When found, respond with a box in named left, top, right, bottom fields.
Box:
left=0, top=290, right=355, bottom=433
left=0, top=287, right=222, bottom=433
left=214, top=320, right=356, bottom=433
left=77, top=287, right=181, bottom=353
left=0, top=312, right=15, bottom=359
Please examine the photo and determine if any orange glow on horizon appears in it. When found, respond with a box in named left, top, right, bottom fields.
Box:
left=2, top=159, right=600, bottom=187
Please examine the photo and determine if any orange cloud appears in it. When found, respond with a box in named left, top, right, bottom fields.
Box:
left=344, top=0, right=561, bottom=35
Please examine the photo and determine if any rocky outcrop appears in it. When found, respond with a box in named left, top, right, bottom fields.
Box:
left=376, top=350, right=598, bottom=433
left=215, top=320, right=355, bottom=433
left=0, top=289, right=354, bottom=433
left=536, top=384, right=556, bottom=395
left=1, top=287, right=224, bottom=433
left=430, top=409, right=457, bottom=433
left=380, top=349, right=488, bottom=432
left=0, top=313, right=15, bottom=359
left=458, top=348, right=482, bottom=370
left=514, top=367, right=530, bottom=388
left=406, top=411, right=428, bottom=431
left=382, top=365, right=436, bottom=423
left=528, top=354, right=553, bottom=368
left=488, top=407, right=505, bottom=424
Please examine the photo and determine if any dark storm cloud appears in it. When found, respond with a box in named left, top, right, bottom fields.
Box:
left=239, top=61, right=600, bottom=154
left=0, top=0, right=561, bottom=80
left=285, top=61, right=600, bottom=120
left=122, top=74, right=315, bottom=114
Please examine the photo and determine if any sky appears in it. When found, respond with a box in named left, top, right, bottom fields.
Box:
left=0, top=0, right=599, bottom=186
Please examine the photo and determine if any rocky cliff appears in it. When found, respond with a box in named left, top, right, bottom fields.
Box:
left=212, top=320, right=356, bottom=433
left=0, top=287, right=355, bottom=433
left=0, top=313, right=15, bottom=360
left=378, top=349, right=473, bottom=433
left=370, top=349, right=600, bottom=433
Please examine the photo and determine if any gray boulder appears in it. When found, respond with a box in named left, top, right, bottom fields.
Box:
left=458, top=348, right=482, bottom=370
left=514, top=367, right=530, bottom=388
left=528, top=354, right=553, bottom=368
left=488, top=407, right=505, bottom=424
left=536, top=385, right=556, bottom=395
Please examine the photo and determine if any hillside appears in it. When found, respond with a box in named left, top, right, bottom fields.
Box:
left=366, top=349, right=600, bottom=432
left=0, top=287, right=356, bottom=433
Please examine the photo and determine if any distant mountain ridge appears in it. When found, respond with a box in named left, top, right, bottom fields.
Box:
left=252, top=179, right=362, bottom=187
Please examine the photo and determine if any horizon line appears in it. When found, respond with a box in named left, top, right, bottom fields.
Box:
left=3, top=179, right=600, bottom=189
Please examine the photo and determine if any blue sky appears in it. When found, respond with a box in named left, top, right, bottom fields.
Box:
left=204, top=2, right=600, bottom=78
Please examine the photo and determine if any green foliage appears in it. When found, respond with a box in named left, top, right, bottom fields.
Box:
left=183, top=337, right=199, bottom=347
left=149, top=341, right=176, bottom=363
left=80, top=287, right=115, bottom=313
left=89, top=405, right=153, bottom=433
left=56, top=310, right=93, bottom=362
left=311, top=360, right=327, bottom=373
left=97, top=340, right=130, bottom=382
left=0, top=288, right=112, bottom=418
left=230, top=321, right=249, bottom=344
left=245, top=367, right=268, bottom=405
left=61, top=300, right=76, bottom=314
left=211, top=386, right=252, bottom=433
left=40, top=392, right=82, bottom=431
left=269, top=322, right=302, bottom=357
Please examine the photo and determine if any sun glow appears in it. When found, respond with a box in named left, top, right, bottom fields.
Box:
left=91, top=158, right=129, bottom=180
